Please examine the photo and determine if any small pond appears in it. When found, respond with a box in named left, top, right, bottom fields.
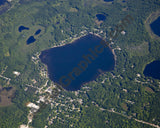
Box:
left=96, top=14, right=107, bottom=21
left=26, top=36, right=36, bottom=45
left=18, top=26, right=29, bottom=32
left=35, top=29, right=41, bottom=35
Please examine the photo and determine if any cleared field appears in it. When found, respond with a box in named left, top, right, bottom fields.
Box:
left=0, top=86, right=16, bottom=107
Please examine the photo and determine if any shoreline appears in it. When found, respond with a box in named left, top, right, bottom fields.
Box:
left=50, top=34, right=87, bottom=49
left=112, top=49, right=117, bottom=63
left=42, top=33, right=117, bottom=63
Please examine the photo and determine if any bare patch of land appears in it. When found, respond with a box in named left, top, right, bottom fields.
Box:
left=0, top=85, right=16, bottom=107
left=126, top=41, right=149, bottom=57
left=121, top=102, right=128, bottom=111
left=69, top=7, right=78, bottom=12
left=145, top=87, right=155, bottom=93
left=95, top=19, right=103, bottom=26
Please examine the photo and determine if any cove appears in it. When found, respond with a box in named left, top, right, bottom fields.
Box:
left=150, top=16, right=160, bottom=37
left=143, top=60, right=160, bottom=80
left=40, top=34, right=115, bottom=91
left=18, top=26, right=29, bottom=32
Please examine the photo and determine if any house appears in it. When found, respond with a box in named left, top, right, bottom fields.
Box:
left=26, top=102, right=40, bottom=110
left=13, top=71, right=20, bottom=76
left=121, top=31, right=126, bottom=35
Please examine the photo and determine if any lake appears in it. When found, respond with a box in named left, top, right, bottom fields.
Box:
left=40, top=34, right=115, bottom=91
left=96, top=14, right=107, bottom=21
left=143, top=60, right=160, bottom=80
left=18, top=26, right=29, bottom=32
left=26, top=36, right=36, bottom=45
left=150, top=16, right=160, bottom=37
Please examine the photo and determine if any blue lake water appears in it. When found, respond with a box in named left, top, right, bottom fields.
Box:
left=0, top=0, right=7, bottom=5
left=26, top=36, right=36, bottom=45
left=104, top=0, right=114, bottom=2
left=150, top=16, right=160, bottom=37
left=96, top=14, right=107, bottom=21
left=143, top=60, right=160, bottom=80
left=18, top=26, right=29, bottom=32
left=40, top=34, right=115, bottom=91
left=35, top=29, right=41, bottom=35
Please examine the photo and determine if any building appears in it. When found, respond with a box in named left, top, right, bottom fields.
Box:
left=26, top=102, right=40, bottom=110
left=13, top=71, right=20, bottom=76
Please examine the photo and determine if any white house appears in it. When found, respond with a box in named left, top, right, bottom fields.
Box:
left=26, top=102, right=40, bottom=110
